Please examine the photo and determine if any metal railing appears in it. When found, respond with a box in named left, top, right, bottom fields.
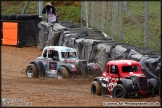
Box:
left=81, top=1, right=161, bottom=50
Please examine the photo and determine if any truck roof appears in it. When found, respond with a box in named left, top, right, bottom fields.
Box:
left=44, top=46, right=77, bottom=52
left=107, top=60, right=140, bottom=66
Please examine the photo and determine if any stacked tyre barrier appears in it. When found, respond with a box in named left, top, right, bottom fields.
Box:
left=1, top=14, right=41, bottom=21
left=38, top=21, right=161, bottom=82
left=1, top=14, right=42, bottom=47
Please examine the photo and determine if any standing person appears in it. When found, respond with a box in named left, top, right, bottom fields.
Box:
left=42, top=1, right=57, bottom=24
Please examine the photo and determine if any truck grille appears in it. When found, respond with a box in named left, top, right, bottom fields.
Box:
left=139, top=77, right=147, bottom=92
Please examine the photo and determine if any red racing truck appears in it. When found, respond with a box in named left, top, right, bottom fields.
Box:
left=91, top=60, right=159, bottom=98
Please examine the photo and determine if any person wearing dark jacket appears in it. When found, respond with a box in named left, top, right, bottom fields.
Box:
left=42, top=1, right=57, bottom=23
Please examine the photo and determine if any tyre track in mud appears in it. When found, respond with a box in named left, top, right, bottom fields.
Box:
left=1, top=45, right=160, bottom=107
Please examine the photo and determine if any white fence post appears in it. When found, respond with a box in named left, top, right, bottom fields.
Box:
left=38, top=1, right=44, bottom=17
left=119, top=1, right=123, bottom=42
left=144, top=1, right=149, bottom=47
left=85, top=1, right=89, bottom=28
left=101, top=1, right=106, bottom=32
left=90, top=1, right=94, bottom=28
left=21, top=1, right=29, bottom=14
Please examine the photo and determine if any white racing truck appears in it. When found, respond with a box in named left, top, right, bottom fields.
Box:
left=25, top=46, right=102, bottom=79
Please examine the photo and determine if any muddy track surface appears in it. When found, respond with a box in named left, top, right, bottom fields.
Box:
left=1, top=45, right=161, bottom=107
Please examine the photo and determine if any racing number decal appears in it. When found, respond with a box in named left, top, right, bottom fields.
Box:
left=49, top=62, right=57, bottom=70
left=108, top=78, right=118, bottom=92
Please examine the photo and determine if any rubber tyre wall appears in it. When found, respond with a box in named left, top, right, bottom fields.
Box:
left=8, top=14, right=17, bottom=20
left=1, top=15, right=9, bottom=20
left=16, top=14, right=31, bottom=20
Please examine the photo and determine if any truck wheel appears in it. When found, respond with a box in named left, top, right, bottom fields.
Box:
left=26, top=64, right=39, bottom=78
left=112, top=84, right=128, bottom=98
left=91, top=81, right=102, bottom=95
left=37, top=61, right=45, bottom=78
left=57, top=66, right=69, bottom=79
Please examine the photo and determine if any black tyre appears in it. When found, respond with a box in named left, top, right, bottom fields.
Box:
left=96, top=64, right=103, bottom=76
left=26, top=63, right=39, bottom=78
left=8, top=14, right=17, bottom=20
left=37, top=61, right=45, bottom=78
left=112, top=84, right=128, bottom=98
left=43, top=42, right=48, bottom=49
left=30, top=14, right=39, bottom=20
left=91, top=81, right=102, bottom=95
left=16, top=14, right=31, bottom=20
left=1, top=14, right=9, bottom=20
left=57, top=66, right=69, bottom=79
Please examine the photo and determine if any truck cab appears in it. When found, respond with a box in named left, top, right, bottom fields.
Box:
left=35, top=46, right=78, bottom=78
left=102, top=60, right=144, bottom=79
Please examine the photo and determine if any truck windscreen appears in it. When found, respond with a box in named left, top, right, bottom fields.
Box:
left=122, top=66, right=139, bottom=72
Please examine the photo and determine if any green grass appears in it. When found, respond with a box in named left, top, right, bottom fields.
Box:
left=56, top=6, right=81, bottom=25
left=122, top=1, right=161, bottom=50
left=1, top=1, right=37, bottom=14
left=41, top=6, right=81, bottom=25
left=1, top=1, right=81, bottom=25
left=1, top=1, right=160, bottom=50
left=107, top=1, right=161, bottom=50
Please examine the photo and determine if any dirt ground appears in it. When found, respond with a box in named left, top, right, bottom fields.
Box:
left=1, top=45, right=161, bottom=107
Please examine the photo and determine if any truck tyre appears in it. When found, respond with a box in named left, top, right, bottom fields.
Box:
left=112, top=84, right=128, bottom=98
left=26, top=63, right=39, bottom=78
left=91, top=81, right=102, bottom=95
left=37, top=61, right=45, bottom=78
left=57, top=66, right=69, bottom=78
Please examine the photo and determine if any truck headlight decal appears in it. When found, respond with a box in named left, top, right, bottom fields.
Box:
left=71, top=65, right=77, bottom=71
left=93, top=65, right=99, bottom=69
